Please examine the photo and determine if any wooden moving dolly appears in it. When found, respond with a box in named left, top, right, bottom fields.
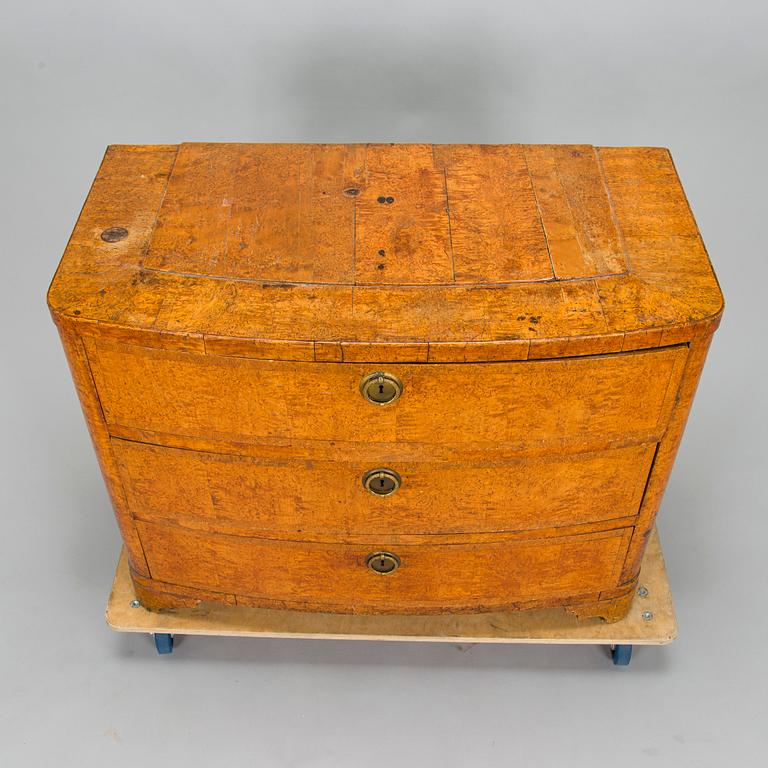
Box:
left=107, top=528, right=676, bottom=666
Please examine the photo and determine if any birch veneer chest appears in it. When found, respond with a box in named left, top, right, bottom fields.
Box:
left=48, top=143, right=723, bottom=622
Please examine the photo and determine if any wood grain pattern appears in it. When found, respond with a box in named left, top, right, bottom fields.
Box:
left=135, top=522, right=632, bottom=614
left=108, top=528, right=676, bottom=644
left=113, top=439, right=654, bottom=538
left=524, top=144, right=627, bottom=278
left=354, top=144, right=453, bottom=285
left=145, top=143, right=365, bottom=283
left=48, top=143, right=723, bottom=622
left=47, top=144, right=723, bottom=358
left=53, top=322, right=150, bottom=576
left=618, top=330, right=715, bottom=584
left=432, top=144, right=552, bottom=282
left=86, top=339, right=687, bottom=449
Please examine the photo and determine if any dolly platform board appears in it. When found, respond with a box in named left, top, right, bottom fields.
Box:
left=107, top=528, right=675, bottom=665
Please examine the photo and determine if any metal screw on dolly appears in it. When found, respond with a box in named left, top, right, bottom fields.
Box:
left=637, top=585, right=649, bottom=598
left=130, top=599, right=141, bottom=608
left=642, top=610, right=653, bottom=621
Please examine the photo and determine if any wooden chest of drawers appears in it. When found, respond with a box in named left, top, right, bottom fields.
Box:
left=48, top=143, right=723, bottom=621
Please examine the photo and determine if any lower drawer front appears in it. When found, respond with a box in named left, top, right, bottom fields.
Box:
left=115, top=440, right=653, bottom=536
left=137, top=522, right=631, bottom=612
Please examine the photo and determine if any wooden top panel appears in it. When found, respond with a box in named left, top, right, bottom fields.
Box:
left=48, top=143, right=723, bottom=353
left=144, top=143, right=628, bottom=285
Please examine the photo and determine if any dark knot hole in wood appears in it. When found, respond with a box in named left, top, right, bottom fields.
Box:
left=100, top=227, right=129, bottom=243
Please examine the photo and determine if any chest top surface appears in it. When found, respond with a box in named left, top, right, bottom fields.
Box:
left=48, top=143, right=723, bottom=352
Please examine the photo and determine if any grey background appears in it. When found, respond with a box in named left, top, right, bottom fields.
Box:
left=1, top=0, right=765, bottom=765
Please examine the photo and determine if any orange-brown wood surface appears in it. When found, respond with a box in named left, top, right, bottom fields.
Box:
left=113, top=439, right=654, bottom=538
left=108, top=528, right=677, bottom=642
left=48, top=143, right=723, bottom=354
left=48, top=143, right=723, bottom=622
left=85, top=338, right=686, bottom=449
left=134, top=522, right=632, bottom=614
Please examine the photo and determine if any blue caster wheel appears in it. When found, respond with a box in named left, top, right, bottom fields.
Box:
left=610, top=644, right=632, bottom=666
left=153, top=633, right=174, bottom=654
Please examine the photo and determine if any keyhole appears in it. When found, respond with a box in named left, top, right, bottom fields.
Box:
left=366, top=550, right=400, bottom=574
left=363, top=468, right=401, bottom=496
left=360, top=372, right=402, bottom=405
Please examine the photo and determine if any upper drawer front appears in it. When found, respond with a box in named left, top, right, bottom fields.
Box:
left=137, top=521, right=631, bottom=613
left=114, top=439, right=654, bottom=537
left=86, top=337, right=686, bottom=449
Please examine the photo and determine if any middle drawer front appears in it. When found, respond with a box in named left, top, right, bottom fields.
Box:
left=114, top=439, right=654, bottom=537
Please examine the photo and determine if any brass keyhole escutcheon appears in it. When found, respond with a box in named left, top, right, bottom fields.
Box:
left=360, top=371, right=403, bottom=405
left=363, top=468, right=401, bottom=497
left=366, top=551, right=401, bottom=574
